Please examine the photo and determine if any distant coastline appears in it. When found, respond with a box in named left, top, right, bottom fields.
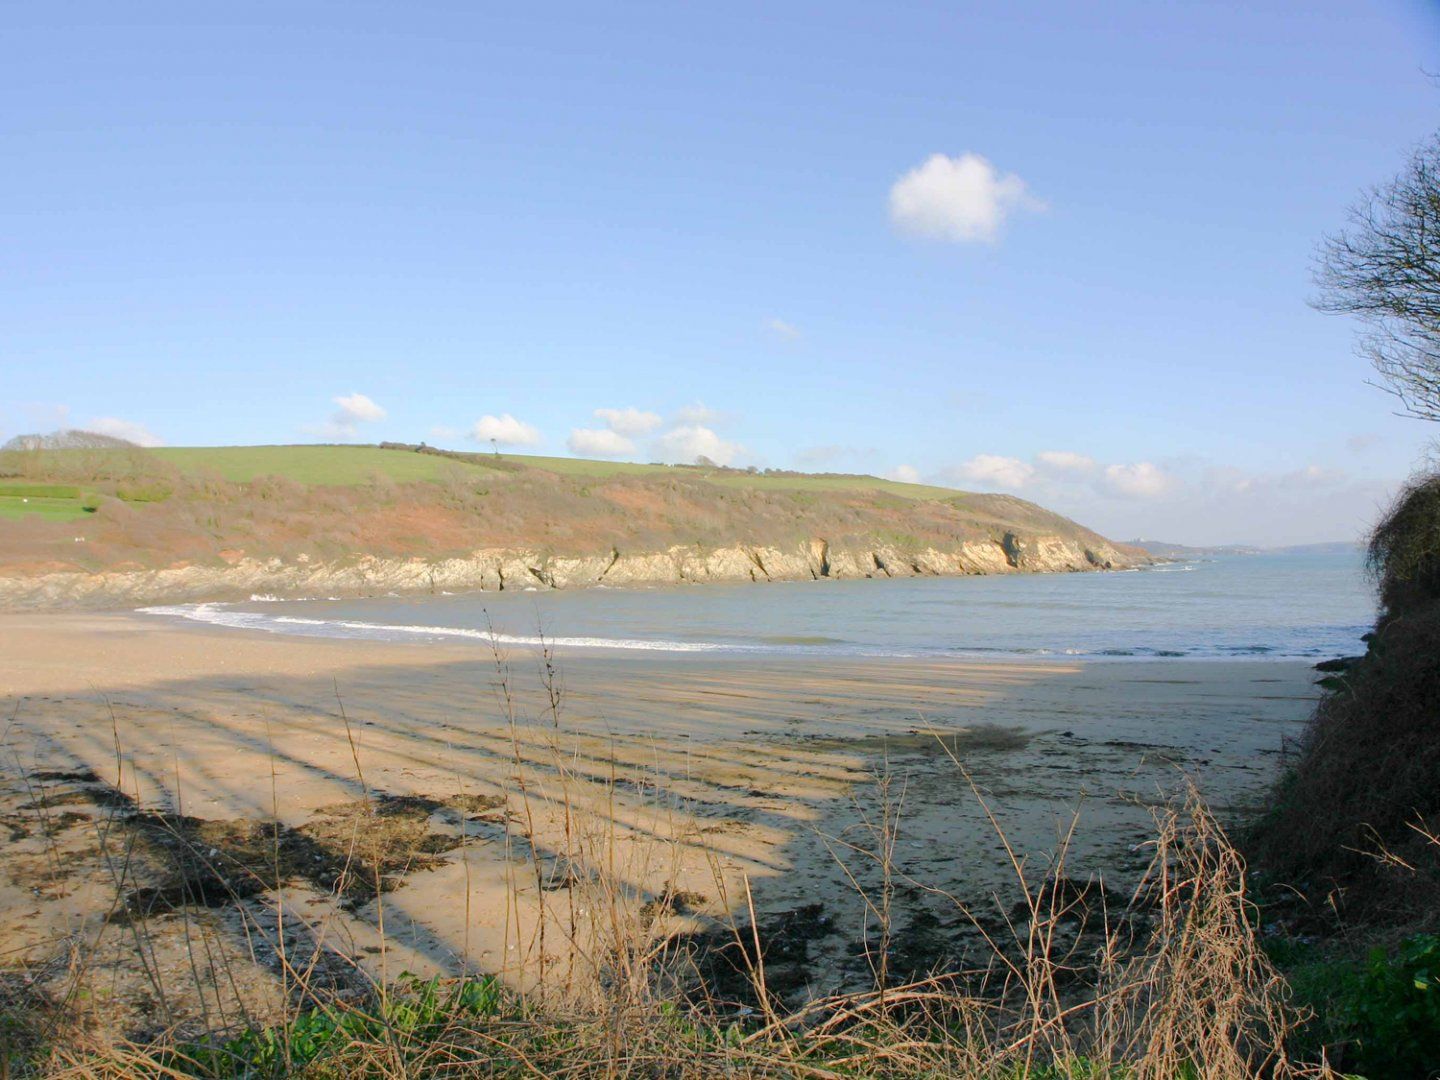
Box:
left=1123, top=538, right=1363, bottom=559
left=0, top=442, right=1146, bottom=610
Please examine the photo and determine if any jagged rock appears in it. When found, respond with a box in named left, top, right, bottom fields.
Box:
left=0, top=534, right=1147, bottom=610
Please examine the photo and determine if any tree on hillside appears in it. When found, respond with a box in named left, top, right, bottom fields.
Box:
left=1316, top=132, right=1440, bottom=420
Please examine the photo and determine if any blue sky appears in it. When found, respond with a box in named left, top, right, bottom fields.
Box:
left=4, top=2, right=1438, bottom=545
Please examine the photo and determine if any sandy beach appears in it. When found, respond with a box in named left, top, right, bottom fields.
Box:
left=0, top=612, right=1318, bottom=1035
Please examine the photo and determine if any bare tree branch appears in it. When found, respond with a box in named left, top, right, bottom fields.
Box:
left=1315, top=132, right=1440, bottom=421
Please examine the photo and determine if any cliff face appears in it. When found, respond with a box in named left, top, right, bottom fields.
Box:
left=0, top=446, right=1147, bottom=609
left=0, top=533, right=1141, bottom=610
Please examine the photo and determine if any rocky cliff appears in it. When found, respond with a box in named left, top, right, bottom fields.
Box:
left=0, top=533, right=1140, bottom=609
left=0, top=445, right=1146, bottom=609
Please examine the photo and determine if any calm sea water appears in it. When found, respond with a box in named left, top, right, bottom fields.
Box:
left=142, top=549, right=1375, bottom=661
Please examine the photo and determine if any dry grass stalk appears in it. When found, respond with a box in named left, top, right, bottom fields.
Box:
left=1, top=670, right=1332, bottom=1079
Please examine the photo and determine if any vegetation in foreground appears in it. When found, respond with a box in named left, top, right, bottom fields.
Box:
left=1241, top=469, right=1440, bottom=1079
left=1239, top=127, right=1440, bottom=1080
left=0, top=745, right=1340, bottom=1080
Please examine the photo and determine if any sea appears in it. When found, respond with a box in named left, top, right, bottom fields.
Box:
left=140, top=548, right=1375, bottom=662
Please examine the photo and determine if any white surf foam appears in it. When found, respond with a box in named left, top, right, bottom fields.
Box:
left=139, top=603, right=759, bottom=653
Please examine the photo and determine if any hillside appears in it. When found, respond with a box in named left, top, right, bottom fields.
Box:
left=0, top=442, right=1145, bottom=608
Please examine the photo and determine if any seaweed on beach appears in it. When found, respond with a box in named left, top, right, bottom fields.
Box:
left=103, top=788, right=501, bottom=921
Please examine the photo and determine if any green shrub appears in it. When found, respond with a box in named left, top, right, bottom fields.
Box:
left=1346, top=934, right=1440, bottom=1079
left=1282, top=934, right=1440, bottom=1078
left=115, top=482, right=173, bottom=503
left=1251, top=608, right=1440, bottom=898
left=1251, top=470, right=1440, bottom=906
left=1369, top=471, right=1440, bottom=618
left=168, top=973, right=503, bottom=1076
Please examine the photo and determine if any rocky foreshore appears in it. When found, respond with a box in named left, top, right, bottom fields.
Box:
left=0, top=533, right=1144, bottom=610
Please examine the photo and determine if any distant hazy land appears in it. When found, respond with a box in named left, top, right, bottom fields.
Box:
left=1124, top=537, right=1363, bottom=558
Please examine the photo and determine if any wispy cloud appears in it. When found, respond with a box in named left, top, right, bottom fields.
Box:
left=593, top=407, right=662, bottom=437
left=936, top=446, right=1393, bottom=545
left=1099, top=461, right=1175, bottom=499
left=763, top=316, right=801, bottom=341
left=308, top=392, right=387, bottom=440
left=675, top=401, right=725, bottom=426
left=567, top=427, right=635, bottom=457
left=85, top=416, right=163, bottom=447
left=1035, top=450, right=1096, bottom=475
left=795, top=444, right=873, bottom=468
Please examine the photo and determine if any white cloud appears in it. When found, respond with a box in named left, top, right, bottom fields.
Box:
left=675, top=402, right=723, bottom=425
left=1099, top=462, right=1177, bottom=499
left=593, top=407, right=662, bottom=437
left=763, top=317, right=801, bottom=341
left=85, top=416, right=163, bottom=447
left=1120, top=464, right=1390, bottom=547
left=955, top=454, right=1035, bottom=490
left=470, top=413, right=542, bottom=447
left=567, top=428, right=636, bottom=458
left=929, top=447, right=1392, bottom=546
left=333, top=392, right=386, bottom=424
left=652, top=424, right=743, bottom=466
left=943, top=450, right=1168, bottom=499
left=1036, top=450, right=1096, bottom=474
left=889, top=152, right=1045, bottom=243
left=887, top=464, right=922, bottom=484
left=1292, top=464, right=1345, bottom=486
left=310, top=392, right=387, bottom=439
left=1204, top=463, right=1346, bottom=496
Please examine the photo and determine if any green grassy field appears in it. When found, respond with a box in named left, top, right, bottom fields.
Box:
left=2, top=443, right=964, bottom=501
left=142, top=445, right=961, bottom=500
left=0, top=481, right=94, bottom=522
left=147, top=446, right=481, bottom=485
left=705, top=471, right=960, bottom=501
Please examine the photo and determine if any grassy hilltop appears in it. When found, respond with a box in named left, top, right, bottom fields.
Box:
left=0, top=440, right=1140, bottom=602
left=1, top=443, right=960, bottom=519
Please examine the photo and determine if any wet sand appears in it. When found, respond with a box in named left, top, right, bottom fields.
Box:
left=0, top=612, right=1318, bottom=1033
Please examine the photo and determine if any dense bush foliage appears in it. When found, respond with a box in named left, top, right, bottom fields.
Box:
left=1253, top=474, right=1440, bottom=904
left=1280, top=934, right=1440, bottom=1079
left=1369, top=471, right=1440, bottom=618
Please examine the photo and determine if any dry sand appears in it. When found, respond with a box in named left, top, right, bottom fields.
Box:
left=0, top=612, right=1318, bottom=1036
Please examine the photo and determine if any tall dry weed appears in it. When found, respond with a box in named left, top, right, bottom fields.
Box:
left=1, top=662, right=1330, bottom=1079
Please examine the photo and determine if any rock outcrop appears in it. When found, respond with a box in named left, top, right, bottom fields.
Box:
left=0, top=534, right=1143, bottom=610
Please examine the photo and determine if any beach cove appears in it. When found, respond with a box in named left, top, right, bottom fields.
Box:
left=1, top=606, right=1321, bottom=1036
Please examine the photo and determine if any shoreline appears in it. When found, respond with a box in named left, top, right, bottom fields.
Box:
left=0, top=534, right=1146, bottom=612
left=0, top=610, right=1318, bottom=1033
left=135, top=599, right=1341, bottom=663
